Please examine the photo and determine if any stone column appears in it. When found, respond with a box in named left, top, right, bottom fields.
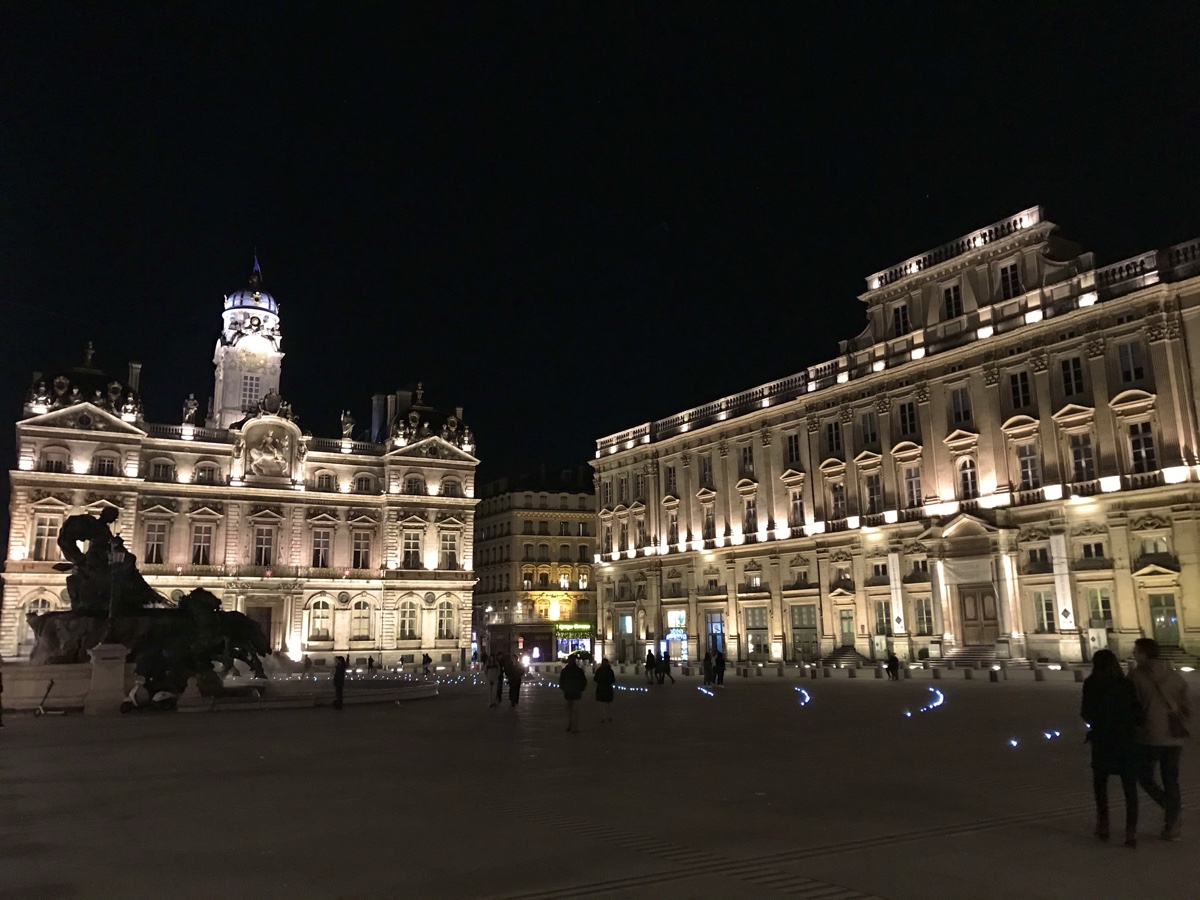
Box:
left=887, top=550, right=907, bottom=639
left=1050, top=531, right=1082, bottom=661
left=85, top=643, right=129, bottom=715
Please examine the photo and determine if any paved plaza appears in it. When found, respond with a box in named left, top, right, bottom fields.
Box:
left=1, top=673, right=1196, bottom=900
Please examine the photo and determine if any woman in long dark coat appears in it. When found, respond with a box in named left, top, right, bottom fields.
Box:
left=594, top=657, right=616, bottom=723
left=1080, top=648, right=1140, bottom=846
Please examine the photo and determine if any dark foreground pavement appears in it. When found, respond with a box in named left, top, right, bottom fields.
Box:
left=2, top=675, right=1196, bottom=899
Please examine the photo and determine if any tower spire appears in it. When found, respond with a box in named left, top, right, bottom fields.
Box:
left=250, top=249, right=262, bottom=289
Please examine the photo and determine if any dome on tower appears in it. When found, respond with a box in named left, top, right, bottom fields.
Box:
left=224, top=257, right=278, bottom=316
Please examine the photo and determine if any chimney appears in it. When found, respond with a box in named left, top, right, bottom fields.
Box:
left=455, top=405, right=463, bottom=420
left=128, top=361, right=142, bottom=392
left=395, top=389, right=413, bottom=410
left=370, top=393, right=386, bottom=443
left=385, top=393, right=397, bottom=431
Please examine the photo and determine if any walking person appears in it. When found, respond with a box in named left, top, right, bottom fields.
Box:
left=645, top=649, right=657, bottom=686
left=367, top=656, right=375, bottom=673
left=594, top=657, right=616, bottom=723
left=484, top=653, right=501, bottom=708
left=1129, top=638, right=1190, bottom=841
left=422, top=653, right=433, bottom=678
left=714, top=650, right=726, bottom=686
left=332, top=656, right=347, bottom=710
left=658, top=649, right=675, bottom=684
left=885, top=650, right=900, bottom=681
left=506, top=655, right=525, bottom=708
left=702, top=651, right=714, bottom=686
left=559, top=654, right=587, bottom=733
left=1081, top=649, right=1141, bottom=846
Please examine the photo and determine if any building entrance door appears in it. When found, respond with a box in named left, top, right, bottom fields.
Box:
left=705, top=610, right=725, bottom=654
left=839, top=609, right=855, bottom=647
left=246, top=605, right=274, bottom=650
left=958, top=586, right=999, bottom=646
left=1149, top=594, right=1180, bottom=646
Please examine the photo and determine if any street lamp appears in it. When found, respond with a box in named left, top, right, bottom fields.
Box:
left=104, top=537, right=127, bottom=643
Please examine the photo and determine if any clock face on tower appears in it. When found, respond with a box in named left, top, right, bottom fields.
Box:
left=250, top=316, right=261, bottom=329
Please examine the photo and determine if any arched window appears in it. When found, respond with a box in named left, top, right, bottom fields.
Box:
left=559, top=572, right=570, bottom=589
left=579, top=573, right=588, bottom=590
left=41, top=448, right=68, bottom=473
left=309, top=600, right=331, bottom=640
left=355, top=474, right=373, bottom=493
left=441, top=479, right=462, bottom=498
left=351, top=600, right=372, bottom=640
left=405, top=476, right=425, bottom=495
left=959, top=458, right=979, bottom=500
left=92, top=454, right=119, bottom=477
left=316, top=472, right=335, bottom=491
left=399, top=601, right=418, bottom=640
left=195, top=463, right=219, bottom=484
left=436, top=600, right=455, bottom=639
left=19, top=596, right=52, bottom=650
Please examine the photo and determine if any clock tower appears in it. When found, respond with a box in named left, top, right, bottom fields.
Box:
left=209, top=258, right=285, bottom=429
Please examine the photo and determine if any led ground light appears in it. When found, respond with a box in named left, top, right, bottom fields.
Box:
left=794, top=687, right=812, bottom=706
left=904, top=686, right=945, bottom=717
left=697, top=687, right=715, bottom=697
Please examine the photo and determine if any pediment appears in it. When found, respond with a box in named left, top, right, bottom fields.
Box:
left=1110, top=389, right=1156, bottom=416
left=779, top=467, right=806, bottom=484
left=891, top=440, right=923, bottom=461
left=1051, top=403, right=1095, bottom=424
left=818, top=457, right=846, bottom=474
left=629, top=500, right=646, bottom=512
left=246, top=506, right=285, bottom=522
left=306, top=511, right=342, bottom=525
left=853, top=450, right=882, bottom=468
left=943, top=429, right=980, bottom=450
left=1132, top=562, right=1180, bottom=578
left=348, top=513, right=381, bottom=526
left=923, top=512, right=998, bottom=539
left=140, top=503, right=178, bottom=518
left=186, top=503, right=224, bottom=519
left=828, top=587, right=856, bottom=600
left=21, top=402, right=145, bottom=436
left=399, top=514, right=428, bottom=526
left=1000, top=415, right=1040, bottom=436
left=734, top=478, right=758, bottom=495
left=83, top=497, right=122, bottom=513
left=696, top=487, right=717, bottom=503
left=660, top=493, right=680, bottom=508
left=28, top=494, right=72, bottom=510
left=387, top=435, right=478, bottom=464
left=436, top=515, right=466, bottom=528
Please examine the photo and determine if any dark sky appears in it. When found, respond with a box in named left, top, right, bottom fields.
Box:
left=3, top=3, right=1199, bottom=491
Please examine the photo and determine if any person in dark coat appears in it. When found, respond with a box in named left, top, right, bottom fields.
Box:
left=559, top=654, right=588, bottom=732
left=1129, top=637, right=1190, bottom=841
left=714, top=650, right=726, bottom=686
left=1081, top=648, right=1141, bottom=846
left=645, top=649, right=657, bottom=685
left=885, top=650, right=900, bottom=681
left=422, top=653, right=433, bottom=677
left=658, top=649, right=675, bottom=684
left=506, top=655, right=525, bottom=708
left=702, top=651, right=714, bottom=686
left=332, top=656, right=348, bottom=710
left=594, top=657, right=616, bottom=723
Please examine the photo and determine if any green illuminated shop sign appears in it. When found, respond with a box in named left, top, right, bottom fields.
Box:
left=555, top=622, right=592, bottom=633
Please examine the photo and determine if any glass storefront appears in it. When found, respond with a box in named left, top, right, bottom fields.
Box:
left=555, top=621, right=594, bottom=659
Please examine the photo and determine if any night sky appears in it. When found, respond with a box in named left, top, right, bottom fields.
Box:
left=4, top=3, right=1199, bottom=500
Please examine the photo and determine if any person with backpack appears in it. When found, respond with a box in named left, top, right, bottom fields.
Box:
left=559, top=654, right=587, bottom=733
left=1129, top=638, right=1191, bottom=841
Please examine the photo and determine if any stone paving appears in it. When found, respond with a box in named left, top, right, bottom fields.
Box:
left=1, top=673, right=1196, bottom=899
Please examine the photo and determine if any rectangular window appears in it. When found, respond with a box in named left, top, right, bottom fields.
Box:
left=1010, top=371, right=1032, bottom=409
left=95, top=456, right=117, bottom=476
left=315, top=473, right=334, bottom=491
left=904, top=466, right=922, bottom=508
left=740, top=445, right=754, bottom=478
left=618, top=523, right=628, bottom=551
left=402, top=530, right=422, bottom=569
left=825, top=421, right=842, bottom=454
left=861, top=411, right=878, bottom=446
left=32, top=515, right=61, bottom=561
left=558, top=522, right=569, bottom=536
left=191, top=524, right=213, bottom=565
left=943, top=283, right=963, bottom=319
left=602, top=525, right=612, bottom=553
left=151, top=461, right=174, bottom=481
left=1129, top=422, right=1157, bottom=474
left=635, top=519, right=646, bottom=549
left=830, top=482, right=847, bottom=520
left=143, top=522, right=166, bottom=565
left=1061, top=357, right=1084, bottom=397
left=312, top=528, right=331, bottom=568
left=668, top=511, right=679, bottom=545
left=666, top=465, right=677, bottom=493
left=439, top=531, right=459, bottom=570
left=1000, top=262, right=1022, bottom=300
left=914, top=597, right=934, bottom=636
left=950, top=386, right=972, bottom=424
left=1071, top=433, right=1095, bottom=482
left=1118, top=341, right=1145, bottom=383
left=1081, top=541, right=1105, bottom=559
left=786, top=433, right=802, bottom=465
left=577, top=522, right=588, bottom=537
left=618, top=476, right=627, bottom=503
left=635, top=473, right=645, bottom=498
left=240, top=374, right=262, bottom=410
left=1088, top=587, right=1113, bottom=629
left=700, top=455, right=713, bottom=487
left=865, top=473, right=883, bottom=514
left=790, top=489, right=804, bottom=526
left=872, top=562, right=888, bottom=579
left=1017, top=443, right=1042, bottom=490
left=1033, top=590, right=1056, bottom=633
left=875, top=600, right=893, bottom=636
left=352, top=531, right=372, bottom=569
left=899, top=401, right=918, bottom=437
left=43, top=456, right=66, bottom=473
left=601, top=481, right=612, bottom=506
left=253, top=526, right=274, bottom=567
left=892, top=304, right=911, bottom=336
left=744, top=497, right=758, bottom=534
left=703, top=507, right=716, bottom=540
left=1029, top=547, right=1049, bottom=566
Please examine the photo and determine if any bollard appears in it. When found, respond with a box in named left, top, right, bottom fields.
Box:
left=848, top=666, right=858, bottom=679
left=822, top=666, right=832, bottom=678
left=946, top=660, right=956, bottom=670
left=932, top=667, right=942, bottom=680
left=875, top=666, right=885, bottom=679
left=902, top=666, right=912, bottom=680
left=1073, top=669, right=1086, bottom=683
left=989, top=669, right=1000, bottom=683
left=810, top=667, right=819, bottom=679
left=1034, top=668, right=1046, bottom=682
left=964, top=667, right=974, bottom=680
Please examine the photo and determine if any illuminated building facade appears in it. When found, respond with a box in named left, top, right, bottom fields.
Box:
left=2, top=263, right=480, bottom=668
left=592, top=208, right=1200, bottom=666
left=474, top=470, right=596, bottom=661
